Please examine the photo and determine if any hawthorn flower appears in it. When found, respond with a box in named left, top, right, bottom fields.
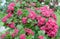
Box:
left=8, top=2, right=15, bottom=11
left=41, top=18, right=58, bottom=37
left=9, top=2, right=15, bottom=7
left=22, top=17, right=27, bottom=24
left=38, top=35, right=44, bottom=39
left=8, top=22, right=15, bottom=29
left=2, top=16, right=8, bottom=22
left=51, top=13, right=57, bottom=20
left=20, top=34, right=26, bottom=39
left=37, top=17, right=46, bottom=27
left=11, top=28, right=19, bottom=38
left=17, top=10, right=22, bottom=16
left=28, top=11, right=37, bottom=20
left=7, top=13, right=12, bottom=18
left=40, top=6, right=54, bottom=17
left=1, top=32, right=9, bottom=39
left=25, top=28, right=34, bottom=35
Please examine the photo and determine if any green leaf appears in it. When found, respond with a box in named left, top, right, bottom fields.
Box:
left=0, top=12, right=6, bottom=19
left=22, top=9, right=29, bottom=17
left=45, top=0, right=50, bottom=5
left=57, top=15, right=60, bottom=26
left=35, top=26, right=40, bottom=31
left=32, top=0, right=38, bottom=2
left=27, top=19, right=33, bottom=23
left=38, top=30, right=45, bottom=35
left=4, top=34, right=12, bottom=39
left=7, top=18, right=13, bottom=23
left=17, top=24, right=23, bottom=30
left=0, top=20, right=4, bottom=26
left=15, top=37, right=19, bottom=39
left=26, top=35, right=33, bottom=39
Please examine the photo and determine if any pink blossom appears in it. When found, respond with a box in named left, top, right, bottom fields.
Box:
left=17, top=10, right=22, bottom=16
left=40, top=6, right=54, bottom=17
left=8, top=6, right=14, bottom=11
left=9, top=2, right=15, bottom=7
left=7, top=13, right=12, bottom=18
left=36, top=15, right=42, bottom=20
left=11, top=28, right=19, bottom=38
left=22, top=17, right=27, bottom=24
left=42, top=18, right=58, bottom=37
left=38, top=35, right=44, bottom=39
left=40, top=6, right=48, bottom=12
left=20, top=34, right=26, bottom=39
left=51, top=13, right=57, bottom=20
left=28, top=11, right=37, bottom=20
left=8, top=2, right=15, bottom=11
left=1, top=32, right=9, bottom=39
left=8, top=22, right=15, bottom=29
left=35, top=8, right=40, bottom=10
left=6, top=9, right=11, bottom=13
left=1, top=34, right=6, bottom=39
left=2, top=16, right=8, bottom=22
left=37, top=17, right=46, bottom=27
left=25, top=28, right=34, bottom=35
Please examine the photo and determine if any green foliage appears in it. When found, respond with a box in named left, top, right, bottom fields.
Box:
left=0, top=20, right=4, bottom=26
left=22, top=9, right=29, bottom=17
left=26, top=35, right=34, bottom=39
left=38, top=30, right=45, bottom=36
left=0, top=12, right=6, bottom=19
left=32, top=0, right=38, bottom=2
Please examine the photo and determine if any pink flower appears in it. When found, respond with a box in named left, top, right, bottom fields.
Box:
left=38, top=36, right=44, bottom=39
left=35, top=8, right=39, bottom=10
left=25, top=28, right=34, bottom=35
left=7, top=13, right=12, bottom=18
left=51, top=13, right=57, bottom=20
left=37, top=17, right=46, bottom=27
left=9, top=2, right=15, bottom=7
left=1, top=34, right=6, bottom=39
left=36, top=15, right=41, bottom=20
left=8, top=22, right=15, bottom=29
left=20, top=34, right=26, bottom=39
left=28, top=11, right=37, bottom=20
left=40, top=6, right=54, bottom=17
left=8, top=2, right=15, bottom=11
left=17, top=10, right=22, bottom=16
left=1, top=32, right=9, bottom=39
left=47, top=31, right=56, bottom=37
left=8, top=6, right=14, bottom=11
left=42, top=18, right=58, bottom=37
left=11, top=28, right=19, bottom=38
left=22, top=17, right=27, bottom=24
left=6, top=9, right=11, bottom=13
left=40, top=6, right=48, bottom=12
left=2, top=16, right=8, bottom=22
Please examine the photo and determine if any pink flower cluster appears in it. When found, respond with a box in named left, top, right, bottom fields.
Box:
left=8, top=2, right=15, bottom=11
left=2, top=2, right=15, bottom=23
left=41, top=18, right=58, bottom=37
left=17, top=10, right=22, bottom=16
left=28, top=10, right=37, bottom=20
left=22, top=17, right=27, bottom=24
left=20, top=34, right=26, bottom=39
left=25, top=28, right=34, bottom=35
left=7, top=22, right=15, bottom=29
left=40, top=6, right=54, bottom=18
left=36, top=16, right=46, bottom=27
left=2, top=13, right=12, bottom=22
left=11, top=28, right=19, bottom=38
left=1, top=32, right=9, bottom=39
left=38, top=35, right=44, bottom=39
